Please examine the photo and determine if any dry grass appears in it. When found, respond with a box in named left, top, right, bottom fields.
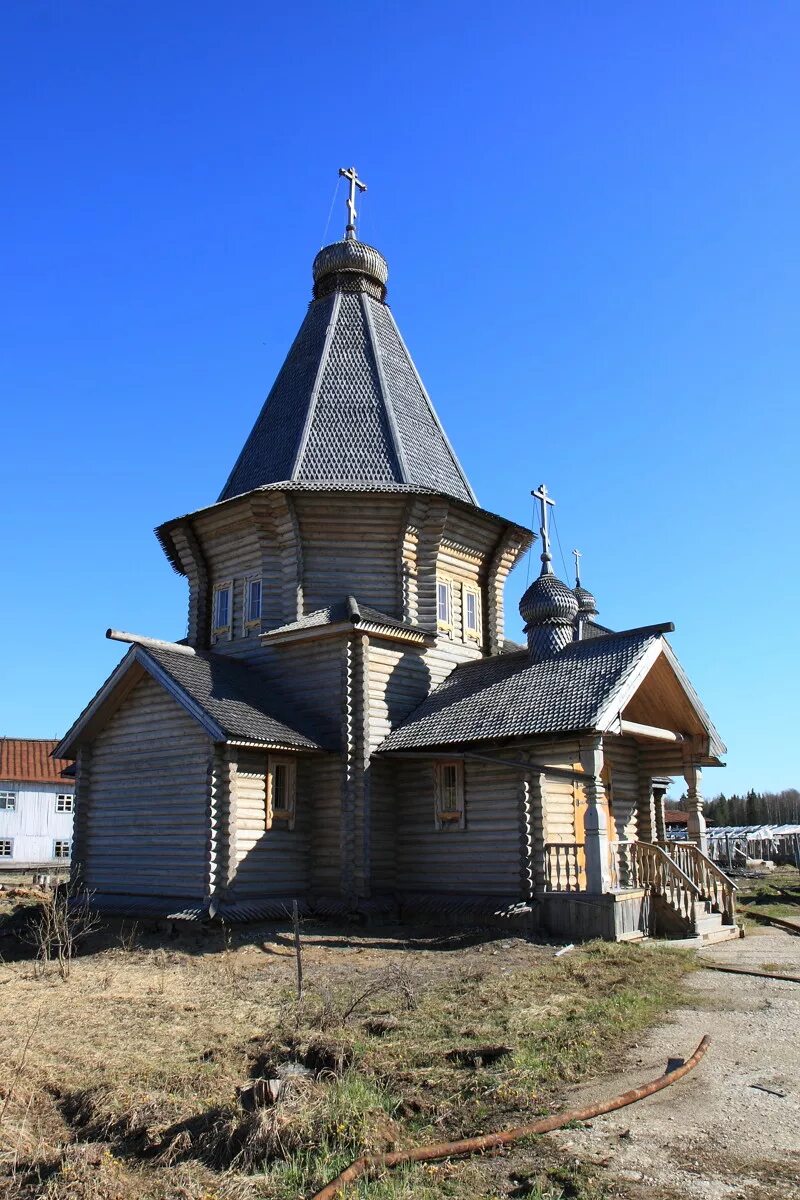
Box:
left=735, top=865, right=800, bottom=923
left=0, top=901, right=691, bottom=1199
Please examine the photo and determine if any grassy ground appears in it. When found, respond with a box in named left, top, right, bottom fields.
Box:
left=0, top=896, right=692, bottom=1200
left=733, top=865, right=800, bottom=924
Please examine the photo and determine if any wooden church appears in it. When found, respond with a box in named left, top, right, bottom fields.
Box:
left=56, top=171, right=736, bottom=942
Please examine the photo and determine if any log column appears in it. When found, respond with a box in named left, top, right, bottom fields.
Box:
left=581, top=737, right=612, bottom=893
left=683, top=762, right=707, bottom=854
left=652, top=781, right=668, bottom=844
left=636, top=771, right=656, bottom=844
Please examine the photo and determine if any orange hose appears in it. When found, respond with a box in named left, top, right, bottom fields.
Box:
left=310, top=1035, right=710, bottom=1199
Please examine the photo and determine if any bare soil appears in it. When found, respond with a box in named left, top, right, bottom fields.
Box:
left=546, top=925, right=800, bottom=1199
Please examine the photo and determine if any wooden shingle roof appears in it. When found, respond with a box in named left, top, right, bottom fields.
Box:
left=379, top=627, right=671, bottom=752
left=218, top=242, right=476, bottom=506
left=0, top=739, right=73, bottom=782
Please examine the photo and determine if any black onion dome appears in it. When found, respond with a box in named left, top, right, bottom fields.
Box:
left=312, top=239, right=389, bottom=300
left=519, top=572, right=579, bottom=627
left=574, top=585, right=598, bottom=616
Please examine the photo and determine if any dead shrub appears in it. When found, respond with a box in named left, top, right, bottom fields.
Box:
left=21, top=884, right=102, bottom=981
left=298, top=962, right=421, bottom=1031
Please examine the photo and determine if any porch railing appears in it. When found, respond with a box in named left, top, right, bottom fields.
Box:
left=544, top=842, right=584, bottom=892
left=611, top=840, right=701, bottom=927
left=658, top=841, right=737, bottom=925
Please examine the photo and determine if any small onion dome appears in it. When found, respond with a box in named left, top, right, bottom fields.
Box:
left=519, top=571, right=579, bottom=662
left=312, top=239, right=389, bottom=301
left=519, top=572, right=580, bottom=627
left=573, top=584, right=598, bottom=618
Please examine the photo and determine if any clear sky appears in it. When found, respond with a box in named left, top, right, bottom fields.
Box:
left=3, top=2, right=798, bottom=795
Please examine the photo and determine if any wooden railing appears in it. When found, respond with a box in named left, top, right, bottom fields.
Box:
left=659, top=841, right=737, bottom=925
left=611, top=840, right=701, bottom=928
left=544, top=843, right=584, bottom=892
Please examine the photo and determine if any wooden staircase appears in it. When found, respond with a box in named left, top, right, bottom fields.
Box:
left=622, top=840, right=738, bottom=942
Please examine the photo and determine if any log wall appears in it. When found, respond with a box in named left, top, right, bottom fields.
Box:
left=83, top=675, right=211, bottom=899
left=604, top=737, right=641, bottom=843
left=230, top=749, right=311, bottom=897
left=394, top=758, right=522, bottom=895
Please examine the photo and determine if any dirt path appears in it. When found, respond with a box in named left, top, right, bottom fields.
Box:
left=548, top=927, right=800, bottom=1199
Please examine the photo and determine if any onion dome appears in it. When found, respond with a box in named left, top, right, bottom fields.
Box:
left=312, top=239, right=388, bottom=301
left=519, top=570, right=579, bottom=662
left=574, top=584, right=598, bottom=618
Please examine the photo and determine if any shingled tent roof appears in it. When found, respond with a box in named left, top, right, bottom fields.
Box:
left=218, top=240, right=477, bottom=506
left=379, top=627, right=672, bottom=751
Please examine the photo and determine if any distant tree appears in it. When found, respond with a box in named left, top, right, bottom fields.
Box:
left=745, top=789, right=760, bottom=824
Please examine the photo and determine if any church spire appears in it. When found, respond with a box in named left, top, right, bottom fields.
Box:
left=532, top=482, right=556, bottom=576
left=339, top=166, right=367, bottom=240
left=518, top=483, right=578, bottom=662
left=572, top=546, right=599, bottom=637
left=217, top=174, right=477, bottom=506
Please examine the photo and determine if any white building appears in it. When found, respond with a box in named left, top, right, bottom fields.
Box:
left=0, top=739, right=74, bottom=867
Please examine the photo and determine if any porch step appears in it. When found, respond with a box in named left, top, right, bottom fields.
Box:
left=690, top=900, right=739, bottom=944
left=654, top=924, right=740, bottom=948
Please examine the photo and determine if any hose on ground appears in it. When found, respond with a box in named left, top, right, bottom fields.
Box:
left=698, top=960, right=800, bottom=984
left=739, top=909, right=800, bottom=936
left=309, top=1035, right=710, bottom=1200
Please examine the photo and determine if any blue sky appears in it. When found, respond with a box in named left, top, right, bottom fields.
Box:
left=3, top=2, right=798, bottom=795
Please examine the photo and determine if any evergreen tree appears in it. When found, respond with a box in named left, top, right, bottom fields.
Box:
left=745, top=788, right=760, bottom=824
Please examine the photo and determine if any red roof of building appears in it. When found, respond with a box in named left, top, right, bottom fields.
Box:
left=0, top=739, right=74, bottom=784
left=664, top=809, right=689, bottom=825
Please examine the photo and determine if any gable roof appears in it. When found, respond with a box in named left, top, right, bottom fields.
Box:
left=218, top=286, right=477, bottom=506
left=379, top=625, right=690, bottom=752
left=0, top=739, right=74, bottom=782
left=55, top=645, right=324, bottom=760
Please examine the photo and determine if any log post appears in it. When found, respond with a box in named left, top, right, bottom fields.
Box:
left=636, top=771, right=656, bottom=844
left=683, top=761, right=707, bottom=854
left=581, top=737, right=612, bottom=894
left=652, top=781, right=668, bottom=845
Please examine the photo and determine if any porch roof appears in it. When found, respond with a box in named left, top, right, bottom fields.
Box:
left=379, top=624, right=722, bottom=754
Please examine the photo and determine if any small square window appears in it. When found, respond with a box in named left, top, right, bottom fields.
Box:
left=244, top=577, right=262, bottom=629
left=267, top=757, right=296, bottom=830
left=434, top=761, right=465, bottom=830
left=0, top=839, right=13, bottom=857
left=437, top=580, right=452, bottom=630
left=53, top=840, right=71, bottom=860
left=56, top=794, right=74, bottom=813
left=0, top=791, right=16, bottom=812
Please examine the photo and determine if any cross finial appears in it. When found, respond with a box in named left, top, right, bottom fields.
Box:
left=532, top=483, right=556, bottom=575
left=339, top=166, right=367, bottom=240
left=573, top=548, right=583, bottom=587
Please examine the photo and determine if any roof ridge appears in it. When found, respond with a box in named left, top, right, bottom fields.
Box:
left=290, top=290, right=342, bottom=480
left=567, top=621, right=674, bottom=647
left=360, top=292, right=411, bottom=484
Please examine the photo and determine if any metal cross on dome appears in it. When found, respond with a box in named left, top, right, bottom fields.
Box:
left=532, top=483, right=556, bottom=574
left=573, top=547, right=583, bottom=587
left=339, top=166, right=367, bottom=239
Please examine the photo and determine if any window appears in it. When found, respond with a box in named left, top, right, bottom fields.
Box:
left=53, top=840, right=71, bottom=860
left=0, top=791, right=16, bottom=812
left=437, top=580, right=452, bottom=632
left=267, top=757, right=296, bottom=830
left=0, top=839, right=12, bottom=858
left=244, top=576, right=262, bottom=631
left=212, top=581, right=233, bottom=640
left=463, top=585, right=481, bottom=642
left=434, top=761, right=465, bottom=830
left=56, top=794, right=74, bottom=813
